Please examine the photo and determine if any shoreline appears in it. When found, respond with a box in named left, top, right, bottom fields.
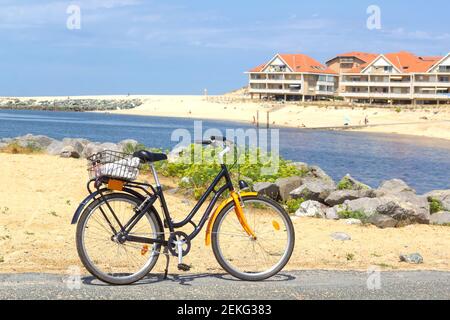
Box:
left=2, top=94, right=450, bottom=141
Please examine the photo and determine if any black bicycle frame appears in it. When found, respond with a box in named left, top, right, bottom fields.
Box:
left=105, top=164, right=235, bottom=246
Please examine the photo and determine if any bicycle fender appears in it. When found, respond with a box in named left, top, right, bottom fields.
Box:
left=204, top=192, right=258, bottom=246
left=70, top=188, right=144, bottom=225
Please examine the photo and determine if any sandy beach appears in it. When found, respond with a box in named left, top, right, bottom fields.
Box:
left=2, top=95, right=450, bottom=141
left=0, top=153, right=449, bottom=275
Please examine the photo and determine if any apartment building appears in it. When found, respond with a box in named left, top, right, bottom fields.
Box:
left=326, top=51, right=450, bottom=105
left=246, top=54, right=338, bottom=101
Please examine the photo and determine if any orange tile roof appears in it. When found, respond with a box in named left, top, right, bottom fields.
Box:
left=338, top=51, right=443, bottom=74
left=249, top=53, right=337, bottom=74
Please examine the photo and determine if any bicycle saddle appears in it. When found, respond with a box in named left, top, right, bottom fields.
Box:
left=133, top=150, right=167, bottom=163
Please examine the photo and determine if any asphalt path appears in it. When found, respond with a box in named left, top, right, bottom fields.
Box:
left=0, top=270, right=449, bottom=300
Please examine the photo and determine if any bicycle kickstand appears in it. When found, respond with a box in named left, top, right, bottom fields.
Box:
left=163, top=246, right=170, bottom=280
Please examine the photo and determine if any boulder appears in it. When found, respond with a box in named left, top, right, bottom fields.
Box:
left=275, top=176, right=302, bottom=201
left=15, top=134, right=55, bottom=149
left=292, top=162, right=309, bottom=172
left=82, top=142, right=102, bottom=158
left=290, top=177, right=336, bottom=203
left=340, top=197, right=387, bottom=217
left=343, top=218, right=362, bottom=225
left=46, top=141, right=64, bottom=155
left=325, top=189, right=374, bottom=206
left=366, top=214, right=398, bottom=228
left=60, top=145, right=80, bottom=158
left=425, top=190, right=450, bottom=211
left=399, top=253, right=423, bottom=264
left=330, top=232, right=351, bottom=241
left=325, top=207, right=339, bottom=220
left=295, top=200, right=328, bottom=218
left=118, top=139, right=139, bottom=151
left=337, top=174, right=371, bottom=190
left=253, top=182, right=279, bottom=200
left=376, top=193, right=430, bottom=224
left=429, top=211, right=450, bottom=225
left=377, top=179, right=415, bottom=195
left=62, top=138, right=86, bottom=155
left=306, top=165, right=335, bottom=184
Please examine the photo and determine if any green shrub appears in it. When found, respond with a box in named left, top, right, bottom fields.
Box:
left=429, top=198, right=444, bottom=214
left=338, top=209, right=367, bottom=221
left=337, top=177, right=353, bottom=190
left=156, top=144, right=304, bottom=200
left=122, top=142, right=147, bottom=154
left=285, top=198, right=305, bottom=214
left=395, top=107, right=401, bottom=113
left=0, top=141, right=43, bottom=154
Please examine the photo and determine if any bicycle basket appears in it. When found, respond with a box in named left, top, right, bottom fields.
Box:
left=87, top=150, right=140, bottom=181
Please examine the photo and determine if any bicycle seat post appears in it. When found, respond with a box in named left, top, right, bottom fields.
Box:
left=149, top=163, right=161, bottom=188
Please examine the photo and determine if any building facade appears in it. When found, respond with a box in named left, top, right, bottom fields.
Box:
left=246, top=54, right=338, bottom=101
left=247, top=51, right=450, bottom=105
left=326, top=51, right=450, bottom=105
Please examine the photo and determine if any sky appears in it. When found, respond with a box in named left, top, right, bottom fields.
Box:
left=0, top=0, right=449, bottom=96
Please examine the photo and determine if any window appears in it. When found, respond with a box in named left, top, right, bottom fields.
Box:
left=384, top=66, right=393, bottom=73
left=439, top=66, right=450, bottom=72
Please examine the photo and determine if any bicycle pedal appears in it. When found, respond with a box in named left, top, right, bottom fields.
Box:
left=177, top=263, right=191, bottom=272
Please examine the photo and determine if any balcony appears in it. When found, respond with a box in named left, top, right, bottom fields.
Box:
left=340, top=81, right=411, bottom=87
left=414, top=81, right=450, bottom=87
left=341, top=92, right=411, bottom=99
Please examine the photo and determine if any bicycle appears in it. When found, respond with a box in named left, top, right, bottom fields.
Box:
left=71, top=136, right=295, bottom=285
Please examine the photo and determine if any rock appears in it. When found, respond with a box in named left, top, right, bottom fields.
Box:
left=399, top=253, right=423, bottom=264
left=325, top=189, right=374, bottom=206
left=378, top=179, right=415, bottom=195
left=46, top=141, right=64, bottom=155
left=330, top=232, right=351, bottom=241
left=14, top=134, right=55, bottom=149
left=340, top=197, right=386, bottom=217
left=343, top=218, right=362, bottom=225
left=60, top=145, right=80, bottom=158
left=62, top=138, right=86, bottom=155
left=325, top=207, right=339, bottom=220
left=290, top=177, right=336, bottom=203
left=295, top=200, right=328, bottom=218
left=366, top=214, right=398, bottom=228
left=99, top=142, right=121, bottom=152
left=376, top=193, right=430, bottom=224
left=429, top=211, right=450, bottom=225
left=275, top=176, right=302, bottom=201
left=82, top=142, right=102, bottom=158
left=292, top=162, right=309, bottom=172
left=180, top=176, right=192, bottom=185
left=118, top=139, right=139, bottom=150
left=337, top=174, right=371, bottom=190
left=307, top=165, right=335, bottom=184
left=425, top=190, right=450, bottom=211
left=253, top=182, right=279, bottom=200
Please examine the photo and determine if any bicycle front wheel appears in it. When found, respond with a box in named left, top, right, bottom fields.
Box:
left=211, top=195, right=295, bottom=281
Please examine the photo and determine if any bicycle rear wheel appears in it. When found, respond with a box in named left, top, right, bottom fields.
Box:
left=211, top=195, right=295, bottom=281
left=76, top=193, right=163, bottom=285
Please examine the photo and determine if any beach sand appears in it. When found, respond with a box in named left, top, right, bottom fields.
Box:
left=0, top=153, right=449, bottom=275
left=3, top=94, right=450, bottom=140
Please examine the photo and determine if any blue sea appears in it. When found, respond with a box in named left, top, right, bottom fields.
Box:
left=1, top=109, right=450, bottom=194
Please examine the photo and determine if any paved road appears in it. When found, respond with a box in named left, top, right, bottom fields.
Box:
left=0, top=271, right=449, bottom=300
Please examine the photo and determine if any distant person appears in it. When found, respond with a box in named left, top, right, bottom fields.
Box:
left=364, top=115, right=369, bottom=126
